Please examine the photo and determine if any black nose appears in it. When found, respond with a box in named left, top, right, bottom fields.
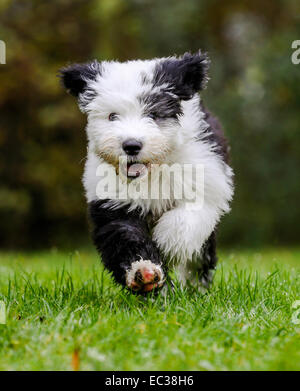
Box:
left=122, top=139, right=143, bottom=156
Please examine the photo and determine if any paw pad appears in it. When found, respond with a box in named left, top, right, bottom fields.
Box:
left=126, top=259, right=164, bottom=293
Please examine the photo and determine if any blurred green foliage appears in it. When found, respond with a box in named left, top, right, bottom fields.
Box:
left=0, top=0, right=299, bottom=248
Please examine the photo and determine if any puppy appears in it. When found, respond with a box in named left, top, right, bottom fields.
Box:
left=60, top=51, right=234, bottom=293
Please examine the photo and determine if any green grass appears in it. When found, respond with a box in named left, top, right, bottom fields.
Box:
left=0, top=248, right=299, bottom=371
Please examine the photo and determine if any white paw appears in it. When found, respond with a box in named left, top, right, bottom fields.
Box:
left=126, top=259, right=165, bottom=293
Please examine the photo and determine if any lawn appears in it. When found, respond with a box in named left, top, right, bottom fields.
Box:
left=0, top=248, right=299, bottom=371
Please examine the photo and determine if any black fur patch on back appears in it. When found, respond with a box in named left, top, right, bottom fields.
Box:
left=200, top=103, right=230, bottom=163
left=59, top=60, right=101, bottom=97
left=153, top=51, right=210, bottom=100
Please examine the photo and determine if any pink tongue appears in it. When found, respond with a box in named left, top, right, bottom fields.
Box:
left=127, top=163, right=146, bottom=177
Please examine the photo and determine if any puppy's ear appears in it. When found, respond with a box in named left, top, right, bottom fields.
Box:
left=154, top=51, right=210, bottom=100
left=59, top=60, right=101, bottom=97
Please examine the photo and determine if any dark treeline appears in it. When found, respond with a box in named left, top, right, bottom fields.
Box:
left=0, top=0, right=299, bottom=248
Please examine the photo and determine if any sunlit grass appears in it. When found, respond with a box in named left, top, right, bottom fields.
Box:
left=0, top=248, right=299, bottom=370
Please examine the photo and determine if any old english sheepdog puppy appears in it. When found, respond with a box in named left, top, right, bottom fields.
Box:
left=60, top=51, right=234, bottom=294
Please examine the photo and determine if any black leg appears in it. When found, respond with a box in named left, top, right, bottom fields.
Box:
left=88, top=200, right=166, bottom=290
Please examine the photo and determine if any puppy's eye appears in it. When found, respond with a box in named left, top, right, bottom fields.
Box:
left=148, top=113, right=157, bottom=120
left=108, top=113, right=118, bottom=121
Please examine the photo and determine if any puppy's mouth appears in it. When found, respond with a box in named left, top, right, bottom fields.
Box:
left=121, top=161, right=151, bottom=179
left=127, top=162, right=150, bottom=178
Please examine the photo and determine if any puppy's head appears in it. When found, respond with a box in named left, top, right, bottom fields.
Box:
left=59, top=52, right=209, bottom=178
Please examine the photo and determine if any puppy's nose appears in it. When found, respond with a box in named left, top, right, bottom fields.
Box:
left=122, top=139, right=143, bottom=156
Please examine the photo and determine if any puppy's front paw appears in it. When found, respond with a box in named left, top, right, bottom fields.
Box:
left=126, top=259, right=165, bottom=293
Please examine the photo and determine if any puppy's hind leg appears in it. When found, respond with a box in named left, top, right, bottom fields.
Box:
left=175, top=231, right=218, bottom=291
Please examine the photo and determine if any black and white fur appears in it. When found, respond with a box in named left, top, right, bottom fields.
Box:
left=60, top=51, right=234, bottom=293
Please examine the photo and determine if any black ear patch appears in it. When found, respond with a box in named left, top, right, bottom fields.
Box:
left=153, top=51, right=210, bottom=100
left=59, top=60, right=101, bottom=97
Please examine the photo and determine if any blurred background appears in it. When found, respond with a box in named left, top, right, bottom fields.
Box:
left=0, top=0, right=299, bottom=249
